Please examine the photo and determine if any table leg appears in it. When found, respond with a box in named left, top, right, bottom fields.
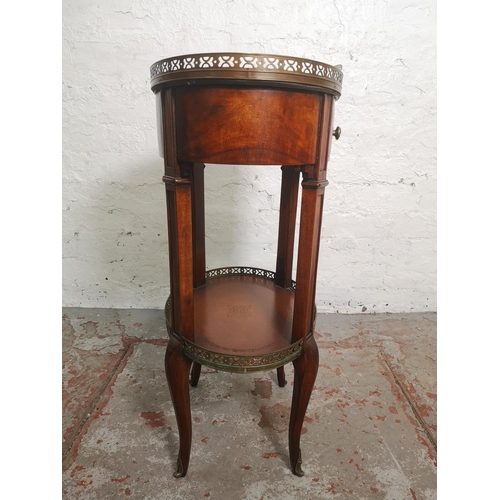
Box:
left=164, top=175, right=195, bottom=340
left=192, top=163, right=206, bottom=289
left=291, top=177, right=327, bottom=343
left=275, top=166, right=300, bottom=289
left=277, top=366, right=287, bottom=387
left=288, top=335, right=319, bottom=476
left=165, top=338, right=193, bottom=478
left=190, top=362, right=201, bottom=387
left=289, top=173, right=327, bottom=475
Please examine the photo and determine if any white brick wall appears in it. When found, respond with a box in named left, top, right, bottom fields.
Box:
left=62, top=0, right=436, bottom=312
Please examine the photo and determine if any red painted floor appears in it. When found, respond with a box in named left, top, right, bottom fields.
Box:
left=62, top=308, right=436, bottom=499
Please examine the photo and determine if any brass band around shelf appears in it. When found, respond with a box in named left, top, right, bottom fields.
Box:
left=164, top=266, right=317, bottom=373
left=150, top=52, right=343, bottom=98
left=183, top=336, right=305, bottom=374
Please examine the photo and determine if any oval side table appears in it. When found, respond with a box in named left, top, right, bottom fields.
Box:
left=150, top=52, right=343, bottom=478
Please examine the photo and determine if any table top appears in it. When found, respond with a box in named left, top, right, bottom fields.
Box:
left=150, top=52, right=343, bottom=98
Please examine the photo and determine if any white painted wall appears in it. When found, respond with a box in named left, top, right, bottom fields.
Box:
left=62, top=0, right=436, bottom=312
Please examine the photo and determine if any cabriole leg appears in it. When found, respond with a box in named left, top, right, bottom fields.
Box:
left=288, top=335, right=319, bottom=476
left=277, top=366, right=287, bottom=387
left=165, top=338, right=193, bottom=478
left=190, top=362, right=201, bottom=387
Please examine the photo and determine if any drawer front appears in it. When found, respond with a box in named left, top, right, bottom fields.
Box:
left=174, top=86, right=322, bottom=165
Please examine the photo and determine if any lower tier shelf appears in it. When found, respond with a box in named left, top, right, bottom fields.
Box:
left=165, top=267, right=314, bottom=373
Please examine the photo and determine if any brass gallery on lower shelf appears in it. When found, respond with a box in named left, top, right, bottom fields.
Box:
left=182, top=336, right=305, bottom=373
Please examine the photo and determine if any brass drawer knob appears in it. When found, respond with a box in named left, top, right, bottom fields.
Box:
left=332, top=126, right=341, bottom=140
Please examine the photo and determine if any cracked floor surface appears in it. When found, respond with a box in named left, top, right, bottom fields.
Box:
left=62, top=309, right=436, bottom=499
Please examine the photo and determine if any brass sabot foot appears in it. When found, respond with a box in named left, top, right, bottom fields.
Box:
left=293, top=450, right=304, bottom=477
left=173, top=455, right=184, bottom=478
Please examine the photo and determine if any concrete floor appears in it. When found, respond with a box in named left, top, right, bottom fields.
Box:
left=62, top=309, right=437, bottom=499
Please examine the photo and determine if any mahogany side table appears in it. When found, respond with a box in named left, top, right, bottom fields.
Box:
left=150, top=52, right=343, bottom=478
